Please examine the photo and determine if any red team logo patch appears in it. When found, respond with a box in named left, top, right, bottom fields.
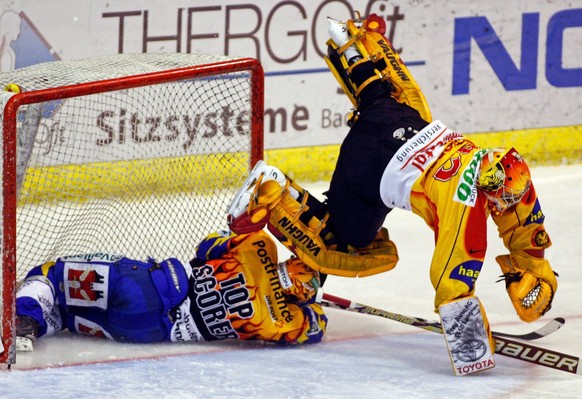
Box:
left=74, top=316, right=113, bottom=339
left=77, top=322, right=107, bottom=338
left=63, top=262, right=109, bottom=309
left=67, top=268, right=104, bottom=301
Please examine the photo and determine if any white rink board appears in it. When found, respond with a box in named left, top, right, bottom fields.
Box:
left=1, top=0, right=580, bottom=150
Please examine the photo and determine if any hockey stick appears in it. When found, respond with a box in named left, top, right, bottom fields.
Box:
left=321, top=293, right=564, bottom=341
left=322, top=293, right=580, bottom=376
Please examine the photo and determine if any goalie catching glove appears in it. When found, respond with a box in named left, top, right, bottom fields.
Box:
left=496, top=252, right=558, bottom=322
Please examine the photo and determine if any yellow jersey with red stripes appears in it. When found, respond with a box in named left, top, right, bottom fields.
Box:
left=381, top=121, right=551, bottom=311
left=190, top=230, right=327, bottom=344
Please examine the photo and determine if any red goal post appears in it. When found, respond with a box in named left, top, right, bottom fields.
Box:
left=0, top=53, right=264, bottom=366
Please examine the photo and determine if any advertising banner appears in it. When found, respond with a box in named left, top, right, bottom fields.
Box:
left=1, top=0, right=581, bottom=151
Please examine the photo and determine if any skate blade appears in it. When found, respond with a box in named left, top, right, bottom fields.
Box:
left=227, top=160, right=266, bottom=218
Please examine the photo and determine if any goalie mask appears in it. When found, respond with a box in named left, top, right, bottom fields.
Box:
left=476, top=148, right=531, bottom=213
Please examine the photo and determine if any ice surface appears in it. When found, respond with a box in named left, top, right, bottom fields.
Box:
left=1, top=164, right=581, bottom=399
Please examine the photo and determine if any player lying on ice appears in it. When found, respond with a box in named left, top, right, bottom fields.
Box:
left=14, top=230, right=327, bottom=351
left=227, top=13, right=559, bottom=375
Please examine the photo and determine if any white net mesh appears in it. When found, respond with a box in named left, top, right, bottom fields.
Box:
left=1, top=53, right=237, bottom=91
left=1, top=53, right=261, bottom=281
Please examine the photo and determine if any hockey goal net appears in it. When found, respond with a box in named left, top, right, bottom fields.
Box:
left=0, top=53, right=264, bottom=365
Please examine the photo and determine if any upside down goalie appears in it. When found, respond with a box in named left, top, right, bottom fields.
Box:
left=13, top=12, right=559, bottom=376
left=227, top=13, right=559, bottom=375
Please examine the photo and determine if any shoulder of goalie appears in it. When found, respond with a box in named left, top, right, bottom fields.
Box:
left=496, top=251, right=558, bottom=323
left=228, top=161, right=399, bottom=277
left=439, top=296, right=496, bottom=376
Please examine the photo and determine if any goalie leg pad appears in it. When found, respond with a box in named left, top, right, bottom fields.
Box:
left=229, top=162, right=399, bottom=277
left=350, top=26, right=431, bottom=122
left=439, top=296, right=495, bottom=376
left=496, top=253, right=557, bottom=322
left=324, top=39, right=360, bottom=108
left=267, top=186, right=399, bottom=277
left=324, top=14, right=432, bottom=122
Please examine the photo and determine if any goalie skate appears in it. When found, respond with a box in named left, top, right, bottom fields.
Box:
left=227, top=160, right=291, bottom=233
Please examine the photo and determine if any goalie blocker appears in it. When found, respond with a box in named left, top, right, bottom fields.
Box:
left=227, top=161, right=398, bottom=277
